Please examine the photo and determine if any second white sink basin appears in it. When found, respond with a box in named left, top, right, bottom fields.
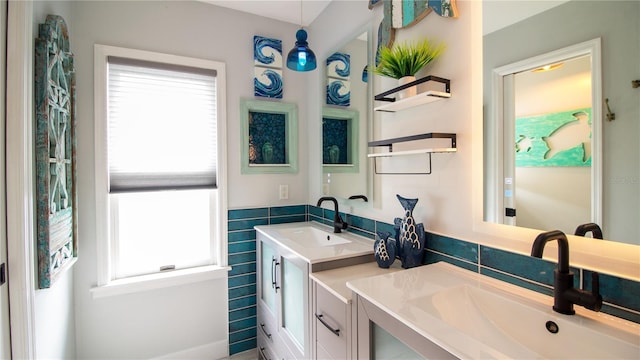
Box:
left=348, top=262, right=640, bottom=359
left=415, top=283, right=639, bottom=359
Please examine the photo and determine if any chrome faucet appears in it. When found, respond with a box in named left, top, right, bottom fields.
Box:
left=531, top=230, right=602, bottom=315
left=316, top=196, right=348, bottom=233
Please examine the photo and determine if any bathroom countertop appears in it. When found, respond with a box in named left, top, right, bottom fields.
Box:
left=347, top=261, right=640, bottom=359
left=309, top=261, right=403, bottom=304
left=255, top=221, right=374, bottom=264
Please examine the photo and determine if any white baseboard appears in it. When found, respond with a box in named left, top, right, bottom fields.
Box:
left=150, top=339, right=228, bottom=360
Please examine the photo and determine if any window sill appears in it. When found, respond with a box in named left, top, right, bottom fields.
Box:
left=90, top=265, right=231, bottom=299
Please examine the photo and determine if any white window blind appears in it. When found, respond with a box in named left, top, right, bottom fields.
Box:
left=107, top=56, right=217, bottom=192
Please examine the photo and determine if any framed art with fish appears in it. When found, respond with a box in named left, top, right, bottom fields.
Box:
left=515, top=108, right=592, bottom=167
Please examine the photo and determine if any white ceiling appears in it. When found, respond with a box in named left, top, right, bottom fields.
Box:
left=202, top=0, right=570, bottom=35
left=200, top=0, right=333, bottom=27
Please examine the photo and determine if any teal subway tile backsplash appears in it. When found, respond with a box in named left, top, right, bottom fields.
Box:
left=584, top=271, right=640, bottom=312
left=228, top=218, right=268, bottom=231
left=480, top=246, right=580, bottom=288
left=424, top=251, right=478, bottom=272
left=479, top=267, right=553, bottom=297
left=270, top=205, right=307, bottom=216
left=229, top=207, right=269, bottom=220
left=229, top=306, right=257, bottom=325
left=426, top=233, right=478, bottom=263
left=347, top=214, right=376, bottom=233
left=270, top=214, right=306, bottom=224
left=228, top=230, right=256, bottom=243
left=375, top=221, right=395, bottom=236
left=226, top=204, right=640, bottom=355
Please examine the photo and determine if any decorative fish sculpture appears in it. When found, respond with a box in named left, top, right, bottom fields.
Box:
left=374, top=231, right=396, bottom=268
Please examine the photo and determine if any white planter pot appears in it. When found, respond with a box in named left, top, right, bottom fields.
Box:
left=397, top=76, right=417, bottom=99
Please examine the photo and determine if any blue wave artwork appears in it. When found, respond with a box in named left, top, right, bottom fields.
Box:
left=326, top=52, right=350, bottom=79
left=326, top=79, right=350, bottom=107
left=254, top=35, right=282, bottom=68
left=254, top=67, right=283, bottom=99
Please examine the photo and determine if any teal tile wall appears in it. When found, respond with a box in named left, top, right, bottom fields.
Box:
left=227, top=205, right=308, bottom=355
left=227, top=205, right=640, bottom=355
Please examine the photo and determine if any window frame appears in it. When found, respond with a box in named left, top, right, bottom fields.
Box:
left=93, top=44, right=228, bottom=293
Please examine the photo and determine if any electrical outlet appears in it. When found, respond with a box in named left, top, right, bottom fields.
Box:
left=279, top=185, right=289, bottom=200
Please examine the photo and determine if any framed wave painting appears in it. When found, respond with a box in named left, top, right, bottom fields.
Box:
left=326, top=52, right=351, bottom=106
left=254, top=35, right=283, bottom=99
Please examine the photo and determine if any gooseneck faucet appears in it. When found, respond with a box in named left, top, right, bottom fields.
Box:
left=316, top=196, right=349, bottom=233
left=531, top=230, right=602, bottom=315
left=574, top=223, right=603, bottom=239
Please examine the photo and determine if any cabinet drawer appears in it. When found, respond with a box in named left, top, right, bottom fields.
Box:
left=315, top=285, right=348, bottom=359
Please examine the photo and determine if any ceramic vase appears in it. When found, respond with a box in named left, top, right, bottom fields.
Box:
left=374, top=231, right=396, bottom=269
left=397, top=75, right=417, bottom=100
left=262, top=142, right=273, bottom=163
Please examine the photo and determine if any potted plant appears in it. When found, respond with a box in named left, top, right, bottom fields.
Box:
left=374, top=38, right=445, bottom=99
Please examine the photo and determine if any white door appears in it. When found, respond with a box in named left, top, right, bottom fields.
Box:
left=0, top=0, right=13, bottom=357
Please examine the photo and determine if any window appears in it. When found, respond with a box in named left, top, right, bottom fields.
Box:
left=94, top=45, right=227, bottom=287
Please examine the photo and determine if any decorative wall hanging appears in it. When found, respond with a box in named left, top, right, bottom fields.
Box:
left=35, top=14, right=78, bottom=289
left=326, top=52, right=351, bottom=106
left=515, top=108, right=592, bottom=167
left=369, top=0, right=457, bottom=66
left=254, top=35, right=283, bottom=98
left=240, top=99, right=298, bottom=174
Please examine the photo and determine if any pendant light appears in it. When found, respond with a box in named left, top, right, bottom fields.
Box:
left=286, top=0, right=317, bottom=71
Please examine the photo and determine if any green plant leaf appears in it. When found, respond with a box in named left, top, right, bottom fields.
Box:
left=374, top=39, right=445, bottom=79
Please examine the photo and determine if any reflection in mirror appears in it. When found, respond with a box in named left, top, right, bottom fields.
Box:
left=483, top=0, right=640, bottom=245
left=486, top=41, right=600, bottom=236
left=321, top=30, right=373, bottom=203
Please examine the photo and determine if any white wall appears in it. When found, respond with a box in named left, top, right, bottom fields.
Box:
left=32, top=3, right=77, bottom=359
left=309, top=1, right=477, bottom=242
left=70, top=1, right=307, bottom=358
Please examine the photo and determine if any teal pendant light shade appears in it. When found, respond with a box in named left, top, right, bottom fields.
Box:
left=286, top=29, right=317, bottom=71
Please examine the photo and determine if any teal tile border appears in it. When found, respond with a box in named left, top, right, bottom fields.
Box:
left=226, top=204, right=640, bottom=355
left=426, top=233, right=478, bottom=263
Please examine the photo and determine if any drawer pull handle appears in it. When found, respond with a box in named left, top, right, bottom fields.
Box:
left=258, top=346, right=271, bottom=360
left=315, top=313, right=340, bottom=336
left=260, top=322, right=272, bottom=339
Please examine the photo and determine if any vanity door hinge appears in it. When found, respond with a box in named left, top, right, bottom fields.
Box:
left=505, top=208, right=516, bottom=217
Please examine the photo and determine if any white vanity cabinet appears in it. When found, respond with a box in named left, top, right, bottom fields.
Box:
left=257, top=232, right=310, bottom=359
left=310, top=262, right=404, bottom=360
left=255, top=222, right=376, bottom=360
left=312, top=282, right=351, bottom=359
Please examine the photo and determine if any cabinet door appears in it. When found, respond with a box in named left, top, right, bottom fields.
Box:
left=355, top=294, right=456, bottom=359
left=281, top=254, right=306, bottom=353
left=259, top=239, right=278, bottom=320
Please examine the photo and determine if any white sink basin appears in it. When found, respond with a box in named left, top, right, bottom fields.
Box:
left=415, top=284, right=640, bottom=359
left=277, top=226, right=351, bottom=247
left=347, top=262, right=640, bottom=359
left=255, top=222, right=373, bottom=264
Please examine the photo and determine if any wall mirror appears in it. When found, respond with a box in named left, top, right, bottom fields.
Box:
left=485, top=39, right=601, bottom=236
left=321, top=27, right=374, bottom=204
left=482, top=0, right=639, bottom=246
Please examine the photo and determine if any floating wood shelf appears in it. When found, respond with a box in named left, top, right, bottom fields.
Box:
left=374, top=75, right=451, bottom=113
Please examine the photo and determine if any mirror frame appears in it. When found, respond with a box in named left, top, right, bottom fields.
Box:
left=322, top=106, right=359, bottom=173
left=485, top=37, right=602, bottom=229
left=471, top=1, right=638, bottom=279
left=319, top=22, right=375, bottom=205
left=240, top=98, right=298, bottom=174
